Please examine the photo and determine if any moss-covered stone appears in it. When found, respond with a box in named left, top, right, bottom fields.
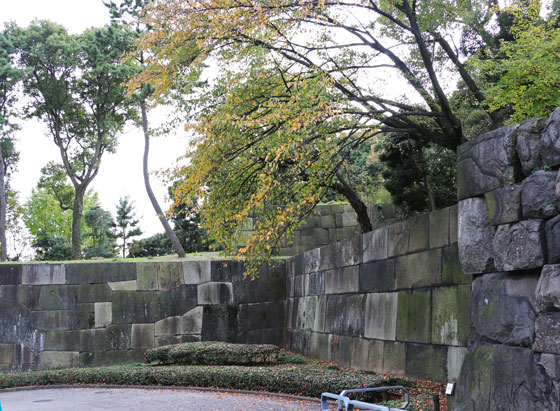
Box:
left=405, top=343, right=447, bottom=382
left=77, top=283, right=112, bottom=303
left=157, top=262, right=184, bottom=291
left=431, top=285, right=472, bottom=346
left=442, top=244, right=471, bottom=285
left=395, top=249, right=442, bottom=289
left=429, top=207, right=450, bottom=248
left=396, top=289, right=431, bottom=343
left=38, top=285, right=77, bottom=310
left=0, top=264, right=22, bottom=285
left=32, top=310, right=76, bottom=331
left=79, top=349, right=144, bottom=367
left=136, top=263, right=158, bottom=290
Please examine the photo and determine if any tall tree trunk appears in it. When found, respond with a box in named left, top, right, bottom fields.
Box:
left=425, top=175, right=437, bottom=212
left=0, top=148, right=6, bottom=261
left=71, top=187, right=85, bottom=260
left=140, top=99, right=186, bottom=257
left=332, top=173, right=373, bottom=233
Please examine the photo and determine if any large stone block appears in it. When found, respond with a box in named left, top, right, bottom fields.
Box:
left=540, top=107, right=560, bottom=167
left=471, top=272, right=539, bottom=347
left=165, top=285, right=198, bottom=317
left=429, top=207, right=450, bottom=248
left=535, top=264, right=560, bottom=311
left=533, top=312, right=560, bottom=354
left=303, top=248, right=320, bottom=274
left=181, top=306, right=203, bottom=334
left=324, top=266, right=359, bottom=295
left=44, top=330, right=81, bottom=351
left=77, top=283, right=112, bottom=303
left=0, top=265, right=22, bottom=285
left=364, top=292, right=397, bottom=340
left=112, top=291, right=161, bottom=323
left=493, top=220, right=545, bottom=271
left=101, top=262, right=137, bottom=283
left=458, top=197, right=496, bottom=274
left=366, top=339, right=384, bottom=372
left=157, top=262, right=184, bottom=291
left=308, top=272, right=324, bottom=295
left=546, top=215, right=560, bottom=264
left=0, top=344, right=34, bottom=366
left=359, top=260, right=395, bottom=293
left=76, top=303, right=95, bottom=329
left=183, top=261, right=211, bottom=284
left=457, top=124, right=520, bottom=200
left=155, top=335, right=201, bottom=346
left=197, top=282, right=232, bottom=305
left=38, top=285, right=77, bottom=310
left=521, top=170, right=557, bottom=219
left=441, top=244, right=470, bottom=285
left=431, top=285, right=471, bottom=346
left=233, top=263, right=286, bottom=304
left=335, top=235, right=362, bottom=268
left=94, top=302, right=112, bottom=328
left=449, top=204, right=458, bottom=244
left=405, top=343, right=447, bottom=382
left=0, top=300, right=45, bottom=353
left=349, top=337, right=370, bottom=371
left=131, top=323, right=154, bottom=348
left=318, top=243, right=336, bottom=272
left=22, top=264, right=65, bottom=285
left=447, top=346, right=467, bottom=382
left=32, top=310, right=76, bottom=331
left=408, top=214, right=429, bottom=252
left=136, top=263, right=158, bottom=290
left=485, top=185, right=522, bottom=225
left=201, top=305, right=239, bottom=342
left=295, top=296, right=326, bottom=333
left=79, top=329, right=109, bottom=352
left=387, top=220, right=410, bottom=257
left=106, top=324, right=131, bottom=350
left=325, top=294, right=365, bottom=336
left=394, top=249, right=441, bottom=289
left=36, top=351, right=79, bottom=370
left=396, top=290, right=431, bottom=344
left=382, top=341, right=406, bottom=375
left=65, top=263, right=136, bottom=284
left=301, top=228, right=330, bottom=246
left=79, top=349, right=144, bottom=367
left=239, top=301, right=285, bottom=331
left=108, top=280, right=137, bottom=291
left=292, top=274, right=309, bottom=297
left=516, top=116, right=547, bottom=176
left=155, top=316, right=180, bottom=336
left=362, top=227, right=388, bottom=263
left=309, top=332, right=329, bottom=361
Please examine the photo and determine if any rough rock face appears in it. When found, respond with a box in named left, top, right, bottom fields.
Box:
left=535, top=265, right=560, bottom=311
left=546, top=216, right=560, bottom=264
left=521, top=170, right=558, bottom=219
left=458, top=197, right=495, bottom=274
left=485, top=185, right=522, bottom=225
left=471, top=272, right=538, bottom=347
left=517, top=117, right=547, bottom=176
left=457, top=125, right=520, bottom=200
left=533, top=312, right=560, bottom=355
left=540, top=108, right=560, bottom=167
left=493, top=220, right=546, bottom=271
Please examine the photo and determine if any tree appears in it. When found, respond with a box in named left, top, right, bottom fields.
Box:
left=15, top=21, right=137, bottom=259
left=133, top=0, right=552, bottom=275
left=114, top=196, right=142, bottom=258
left=129, top=233, right=172, bottom=257
left=83, top=205, right=117, bottom=259
left=0, top=26, right=22, bottom=261
left=104, top=0, right=187, bottom=258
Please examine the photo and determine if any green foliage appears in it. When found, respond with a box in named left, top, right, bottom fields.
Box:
left=144, top=342, right=280, bottom=366
left=128, top=233, right=173, bottom=258
left=32, top=233, right=73, bottom=261
left=38, top=162, right=74, bottom=211
left=83, top=205, right=117, bottom=259
left=114, top=196, right=142, bottom=258
left=168, top=186, right=210, bottom=253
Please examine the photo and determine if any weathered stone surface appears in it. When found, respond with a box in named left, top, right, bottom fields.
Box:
left=36, top=351, right=79, bottom=370
left=201, top=305, right=239, bottom=342
left=155, top=335, right=201, bottom=346
left=180, top=306, right=203, bottom=334
left=136, top=263, right=158, bottom=290
left=38, top=285, right=77, bottom=310
left=396, top=290, right=431, bottom=343
left=471, top=272, right=538, bottom=347
left=76, top=303, right=95, bottom=329
left=112, top=291, right=161, bottom=323
left=441, top=244, right=470, bottom=285
left=485, top=185, right=522, bottom=225
left=324, top=266, right=359, bottom=294
left=335, top=235, right=362, bottom=268
left=325, top=294, right=365, bottom=336
left=0, top=265, right=22, bottom=285
left=303, top=248, right=320, bottom=274
left=457, top=124, right=520, bottom=200
left=198, top=282, right=232, bottom=305
left=408, top=214, right=429, bottom=252
left=292, top=274, right=309, bottom=298
left=429, top=207, right=449, bottom=248
left=362, top=227, right=388, bottom=263
left=405, top=343, right=447, bottom=382
left=364, top=292, right=397, bottom=340
left=0, top=344, right=34, bottom=366
left=458, top=197, right=495, bottom=274
left=382, top=341, right=405, bottom=375
left=183, top=261, right=211, bottom=284
left=32, top=310, right=76, bottom=331
left=131, top=323, right=154, bottom=348
left=65, top=263, right=135, bottom=284
left=447, top=346, right=467, bottom=381
left=533, top=312, right=560, bottom=354
left=22, top=264, right=65, bottom=285
left=540, top=107, right=560, bottom=167
left=366, top=339, right=384, bottom=372
left=517, top=116, right=547, bottom=176
left=106, top=324, right=131, bottom=350
left=301, top=228, right=329, bottom=246
left=232, top=263, right=286, bottom=304
left=94, top=302, right=112, bottom=328
left=44, top=330, right=81, bottom=351
left=431, top=285, right=471, bottom=346
left=521, top=170, right=557, bottom=219
left=317, top=243, right=336, bottom=272
left=394, top=249, right=441, bottom=289
left=387, top=220, right=410, bottom=257
left=239, top=301, right=285, bottom=331
left=77, top=283, right=112, bottom=303
left=294, top=296, right=325, bottom=333
left=157, top=262, right=184, bottom=291
left=449, top=204, right=458, bottom=244
left=546, top=215, right=560, bottom=264
left=536, top=264, right=560, bottom=311
left=102, top=263, right=137, bottom=283
left=155, top=316, right=180, bottom=336
left=494, top=220, right=545, bottom=271
left=308, top=272, right=324, bottom=295
left=309, top=332, right=329, bottom=361
left=79, top=349, right=144, bottom=367
left=108, top=280, right=137, bottom=291
left=320, top=215, right=336, bottom=228
left=359, top=260, right=395, bottom=293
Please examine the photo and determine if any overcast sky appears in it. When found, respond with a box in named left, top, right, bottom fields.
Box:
left=2, top=0, right=191, bottom=249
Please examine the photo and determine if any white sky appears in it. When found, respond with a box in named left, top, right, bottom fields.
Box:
left=2, top=0, right=191, bottom=246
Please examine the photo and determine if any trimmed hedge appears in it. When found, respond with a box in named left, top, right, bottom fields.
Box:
left=144, top=342, right=280, bottom=365
left=0, top=364, right=411, bottom=402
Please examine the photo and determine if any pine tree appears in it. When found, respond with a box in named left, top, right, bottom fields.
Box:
left=115, top=196, right=142, bottom=258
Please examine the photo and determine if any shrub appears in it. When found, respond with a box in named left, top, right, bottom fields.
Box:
left=144, top=342, right=280, bottom=365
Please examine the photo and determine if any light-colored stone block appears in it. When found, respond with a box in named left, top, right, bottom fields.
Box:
left=108, top=280, right=137, bottom=291
left=131, top=323, right=154, bottom=348
left=364, top=293, right=398, bottom=340
left=447, top=346, right=467, bottom=381
left=197, top=282, right=233, bottom=304
left=22, top=264, right=65, bottom=285
left=155, top=316, right=180, bottom=336
left=181, top=306, right=203, bottom=334
left=324, top=266, right=359, bottom=294
left=94, top=302, right=112, bottom=328
left=183, top=261, right=211, bottom=284
left=36, top=351, right=79, bottom=370
left=362, top=227, right=388, bottom=263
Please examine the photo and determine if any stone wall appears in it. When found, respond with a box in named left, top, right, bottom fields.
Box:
left=237, top=202, right=397, bottom=256
left=283, top=204, right=471, bottom=383
left=452, top=108, right=560, bottom=410
left=0, top=260, right=285, bottom=372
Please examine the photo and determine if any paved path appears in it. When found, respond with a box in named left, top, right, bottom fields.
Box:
left=0, top=387, right=321, bottom=411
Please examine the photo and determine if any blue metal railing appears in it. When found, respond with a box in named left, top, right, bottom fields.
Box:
left=321, top=385, right=409, bottom=411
